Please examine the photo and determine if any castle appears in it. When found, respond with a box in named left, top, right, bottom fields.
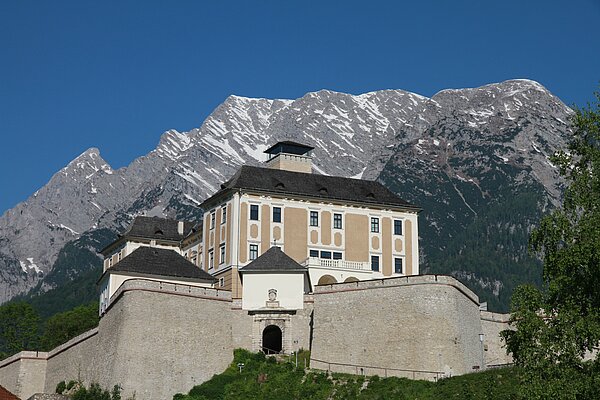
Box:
left=0, top=141, right=512, bottom=400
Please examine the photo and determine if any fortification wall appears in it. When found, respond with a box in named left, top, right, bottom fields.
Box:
left=480, top=311, right=512, bottom=367
left=294, top=297, right=314, bottom=352
left=39, top=280, right=234, bottom=400
left=1, top=275, right=513, bottom=397
left=43, top=328, right=99, bottom=393
left=0, top=351, right=47, bottom=399
left=230, top=299, right=254, bottom=349
left=310, top=275, right=485, bottom=379
left=93, top=280, right=233, bottom=400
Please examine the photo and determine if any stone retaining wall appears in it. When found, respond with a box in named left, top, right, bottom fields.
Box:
left=0, top=351, right=47, bottom=399
left=310, top=275, right=487, bottom=379
left=1, top=275, right=511, bottom=399
left=480, top=311, right=512, bottom=366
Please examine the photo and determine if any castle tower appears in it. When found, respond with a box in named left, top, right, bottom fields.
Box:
left=264, top=141, right=314, bottom=173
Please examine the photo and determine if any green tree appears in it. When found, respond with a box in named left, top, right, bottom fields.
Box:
left=0, top=301, right=40, bottom=358
left=502, top=91, right=600, bottom=398
left=40, top=302, right=99, bottom=350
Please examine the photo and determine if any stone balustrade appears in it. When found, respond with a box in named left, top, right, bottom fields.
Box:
left=303, top=257, right=370, bottom=271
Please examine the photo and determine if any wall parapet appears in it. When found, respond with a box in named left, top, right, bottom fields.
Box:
left=47, top=328, right=98, bottom=359
left=480, top=310, right=511, bottom=323
left=314, top=274, right=480, bottom=305
left=106, top=278, right=232, bottom=314
left=0, top=351, right=48, bottom=368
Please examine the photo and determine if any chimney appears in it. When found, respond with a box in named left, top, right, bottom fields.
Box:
left=263, top=141, right=314, bottom=174
left=178, top=221, right=184, bottom=235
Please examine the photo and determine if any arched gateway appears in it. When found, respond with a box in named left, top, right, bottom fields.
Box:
left=262, top=325, right=283, bottom=354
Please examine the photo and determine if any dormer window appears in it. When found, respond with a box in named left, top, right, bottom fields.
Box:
left=154, top=229, right=164, bottom=236
left=275, top=182, right=285, bottom=190
left=319, top=187, right=328, bottom=195
left=367, top=192, right=375, bottom=199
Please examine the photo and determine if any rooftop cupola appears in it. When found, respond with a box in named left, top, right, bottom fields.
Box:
left=264, top=141, right=314, bottom=173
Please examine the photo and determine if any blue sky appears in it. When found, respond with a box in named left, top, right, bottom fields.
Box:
left=1, top=0, right=599, bottom=214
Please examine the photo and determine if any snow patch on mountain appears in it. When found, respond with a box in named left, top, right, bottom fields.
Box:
left=0, top=79, right=573, bottom=304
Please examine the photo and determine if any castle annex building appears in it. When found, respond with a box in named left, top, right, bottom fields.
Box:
left=0, top=141, right=511, bottom=400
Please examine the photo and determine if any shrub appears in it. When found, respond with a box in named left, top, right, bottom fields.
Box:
left=56, top=381, right=66, bottom=394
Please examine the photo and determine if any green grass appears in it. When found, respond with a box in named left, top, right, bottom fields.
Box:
left=174, top=349, right=521, bottom=400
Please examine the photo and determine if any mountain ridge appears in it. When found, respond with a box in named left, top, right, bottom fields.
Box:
left=0, top=79, right=572, bottom=309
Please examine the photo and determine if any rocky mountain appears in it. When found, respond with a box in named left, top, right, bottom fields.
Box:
left=0, top=79, right=572, bottom=310
left=380, top=80, right=571, bottom=309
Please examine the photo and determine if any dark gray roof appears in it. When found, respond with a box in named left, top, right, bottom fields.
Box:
left=123, top=216, right=195, bottom=241
left=264, top=141, right=314, bottom=155
left=101, top=247, right=215, bottom=282
left=240, top=246, right=307, bottom=273
left=202, top=165, right=417, bottom=210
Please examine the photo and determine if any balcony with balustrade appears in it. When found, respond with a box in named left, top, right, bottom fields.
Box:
left=302, top=256, right=376, bottom=287
left=302, top=257, right=371, bottom=271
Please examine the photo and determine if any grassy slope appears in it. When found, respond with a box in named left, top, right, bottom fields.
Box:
left=175, top=350, right=520, bottom=400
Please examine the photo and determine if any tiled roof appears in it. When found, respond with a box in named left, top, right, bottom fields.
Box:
left=0, top=385, right=19, bottom=400
left=201, top=165, right=418, bottom=209
left=103, top=247, right=215, bottom=282
left=240, top=247, right=307, bottom=272
left=123, top=216, right=195, bottom=241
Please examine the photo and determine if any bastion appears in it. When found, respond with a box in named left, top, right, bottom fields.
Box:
left=0, top=275, right=511, bottom=399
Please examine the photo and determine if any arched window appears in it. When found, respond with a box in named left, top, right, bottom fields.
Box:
left=317, top=275, right=337, bottom=285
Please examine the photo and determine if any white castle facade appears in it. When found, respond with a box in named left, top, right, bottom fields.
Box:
left=0, top=142, right=512, bottom=400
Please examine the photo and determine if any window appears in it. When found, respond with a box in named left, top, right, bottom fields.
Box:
left=333, top=252, right=342, bottom=260
left=250, top=204, right=259, bottom=220
left=320, top=251, right=332, bottom=259
left=333, top=213, right=342, bottom=229
left=219, top=277, right=225, bottom=287
left=249, top=244, right=258, bottom=260
left=219, top=244, right=225, bottom=264
left=273, top=207, right=282, bottom=223
left=371, top=217, right=380, bottom=233
left=394, top=219, right=403, bottom=235
left=209, top=250, right=214, bottom=269
left=310, top=211, right=319, bottom=226
left=221, top=207, right=227, bottom=224
left=394, top=258, right=403, bottom=274
left=210, top=212, right=216, bottom=229
left=309, top=250, right=319, bottom=258
left=371, top=255, right=380, bottom=271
